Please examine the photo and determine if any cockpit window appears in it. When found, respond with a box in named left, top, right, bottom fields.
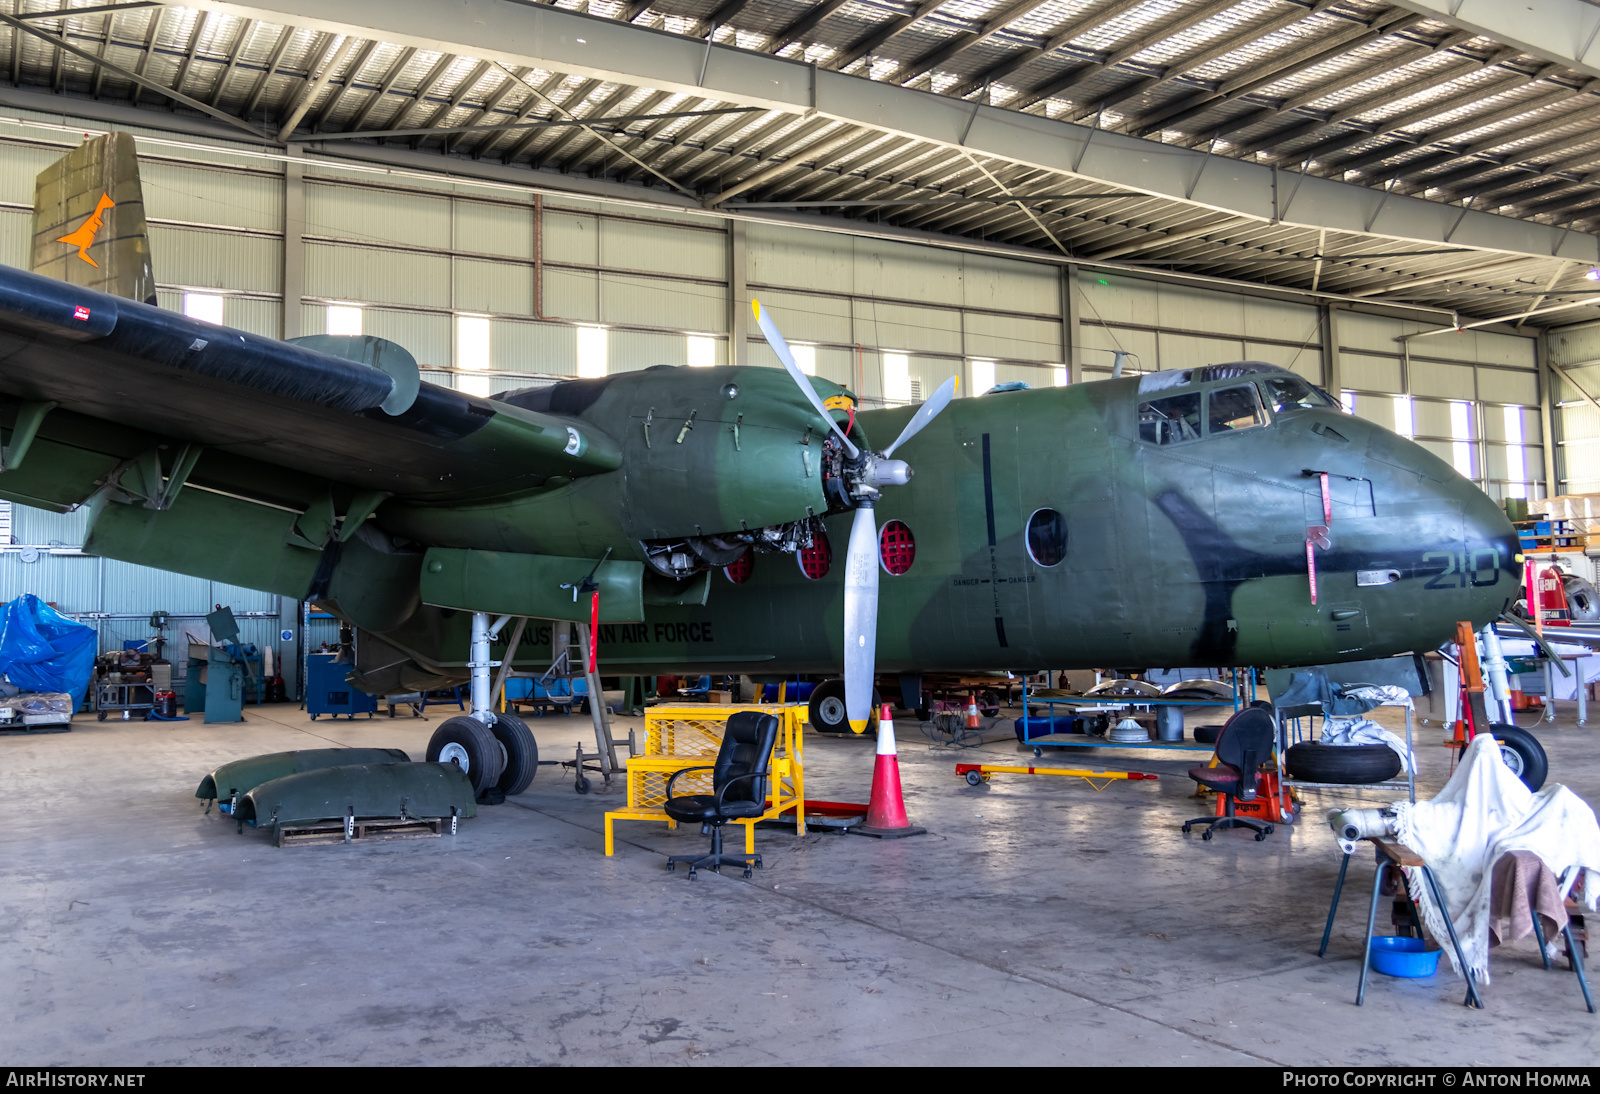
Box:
left=1207, top=384, right=1266, bottom=434
left=1261, top=375, right=1337, bottom=414
left=1138, top=391, right=1202, bottom=445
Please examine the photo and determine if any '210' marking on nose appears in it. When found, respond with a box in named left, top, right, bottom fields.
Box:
left=1422, top=549, right=1501, bottom=589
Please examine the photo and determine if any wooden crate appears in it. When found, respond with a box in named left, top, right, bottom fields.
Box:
left=274, top=816, right=444, bottom=847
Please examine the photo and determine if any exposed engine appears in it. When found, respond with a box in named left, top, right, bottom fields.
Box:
left=640, top=518, right=826, bottom=579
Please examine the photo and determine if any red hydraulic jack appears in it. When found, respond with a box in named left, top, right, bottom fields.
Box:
left=852, top=704, right=926, bottom=839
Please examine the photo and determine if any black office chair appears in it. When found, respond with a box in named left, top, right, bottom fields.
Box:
left=1183, top=706, right=1276, bottom=842
left=664, top=711, right=780, bottom=879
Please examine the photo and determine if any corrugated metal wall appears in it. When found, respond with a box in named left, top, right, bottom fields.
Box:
left=1548, top=321, right=1600, bottom=495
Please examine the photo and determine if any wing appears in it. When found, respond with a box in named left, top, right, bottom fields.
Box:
left=0, top=262, right=619, bottom=508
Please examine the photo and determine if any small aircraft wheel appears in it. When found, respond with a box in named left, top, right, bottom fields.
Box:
left=965, top=770, right=983, bottom=786
left=427, top=716, right=504, bottom=795
left=1032, top=747, right=1043, bottom=758
left=1488, top=723, right=1548, bottom=791
left=489, top=712, right=538, bottom=796
left=575, top=776, right=591, bottom=794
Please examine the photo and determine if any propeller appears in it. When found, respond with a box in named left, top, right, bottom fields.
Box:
left=752, top=299, right=957, bottom=733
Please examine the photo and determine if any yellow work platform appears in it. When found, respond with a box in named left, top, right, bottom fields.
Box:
left=604, top=703, right=808, bottom=855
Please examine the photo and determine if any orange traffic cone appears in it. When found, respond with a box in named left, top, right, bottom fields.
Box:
left=966, top=693, right=981, bottom=729
left=854, top=702, right=925, bottom=839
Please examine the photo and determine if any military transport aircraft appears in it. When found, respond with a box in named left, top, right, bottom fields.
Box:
left=0, top=135, right=1521, bottom=795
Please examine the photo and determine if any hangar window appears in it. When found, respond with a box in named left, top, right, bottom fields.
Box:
left=687, top=334, right=716, bottom=368
left=456, top=315, right=492, bottom=397
left=1138, top=391, right=1201, bottom=445
left=879, top=520, right=915, bottom=575
left=326, top=304, right=363, bottom=336
left=1207, top=384, right=1265, bottom=434
left=724, top=550, right=753, bottom=584
left=1026, top=509, right=1067, bottom=567
left=798, top=531, right=832, bottom=580
left=792, top=343, right=817, bottom=376
left=183, top=292, right=224, bottom=325
left=577, top=325, right=608, bottom=379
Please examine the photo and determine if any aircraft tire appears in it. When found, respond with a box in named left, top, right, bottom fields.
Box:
left=427, top=716, right=504, bottom=795
left=1487, top=724, right=1548, bottom=791
left=807, top=679, right=878, bottom=735
left=1563, top=575, right=1600, bottom=622
left=1284, top=741, right=1400, bottom=785
left=490, top=712, right=539, bottom=796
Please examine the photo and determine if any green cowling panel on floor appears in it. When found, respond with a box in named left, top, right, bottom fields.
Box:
left=196, top=747, right=411, bottom=802
left=238, top=762, right=477, bottom=831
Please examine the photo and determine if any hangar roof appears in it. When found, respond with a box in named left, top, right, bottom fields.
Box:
left=6, top=0, right=1600, bottom=326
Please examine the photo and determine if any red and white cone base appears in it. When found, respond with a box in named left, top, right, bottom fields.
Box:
left=853, top=704, right=926, bottom=839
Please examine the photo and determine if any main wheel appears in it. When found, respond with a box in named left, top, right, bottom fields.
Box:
left=1487, top=723, right=1548, bottom=791
left=426, top=716, right=505, bottom=795
left=808, top=680, right=880, bottom=735
left=489, top=711, right=538, bottom=796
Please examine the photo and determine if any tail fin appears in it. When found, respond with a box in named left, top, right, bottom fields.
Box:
left=30, top=132, right=155, bottom=304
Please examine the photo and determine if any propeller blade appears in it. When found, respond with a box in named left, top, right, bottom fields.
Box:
left=843, top=504, right=880, bottom=733
left=751, top=299, right=858, bottom=457
left=882, top=375, right=958, bottom=458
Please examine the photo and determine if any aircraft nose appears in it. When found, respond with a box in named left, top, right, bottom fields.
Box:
left=1461, top=477, right=1523, bottom=623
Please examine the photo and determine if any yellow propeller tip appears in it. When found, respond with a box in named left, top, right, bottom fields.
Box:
left=849, top=719, right=869, bottom=734
left=750, top=299, right=762, bottom=319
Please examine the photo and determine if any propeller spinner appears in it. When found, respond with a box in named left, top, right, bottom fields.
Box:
left=752, top=300, right=958, bottom=732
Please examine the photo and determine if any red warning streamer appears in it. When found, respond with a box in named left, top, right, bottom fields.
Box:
left=588, top=591, right=600, bottom=674
left=1320, top=471, right=1332, bottom=527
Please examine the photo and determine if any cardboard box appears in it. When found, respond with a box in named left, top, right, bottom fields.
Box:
left=707, top=690, right=733, bottom=704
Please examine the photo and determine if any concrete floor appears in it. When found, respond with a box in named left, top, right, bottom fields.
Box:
left=2, top=699, right=1599, bottom=1066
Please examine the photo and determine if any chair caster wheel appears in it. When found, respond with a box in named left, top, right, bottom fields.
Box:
left=966, top=770, right=983, bottom=786
left=575, top=777, right=591, bottom=794
left=1255, top=832, right=1267, bottom=841
left=743, top=869, right=753, bottom=879
left=1181, top=824, right=1191, bottom=834
left=1264, top=825, right=1275, bottom=835
left=1032, top=747, right=1043, bottom=758
left=667, top=862, right=675, bottom=871
left=687, top=870, right=697, bottom=880
left=1202, top=830, right=1213, bottom=841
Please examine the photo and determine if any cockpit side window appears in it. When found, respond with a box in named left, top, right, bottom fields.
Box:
left=1261, top=375, right=1337, bottom=413
left=1138, top=391, right=1202, bottom=445
left=1207, top=384, right=1266, bottom=435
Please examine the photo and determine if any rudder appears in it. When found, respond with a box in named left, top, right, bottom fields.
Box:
left=31, top=131, right=155, bottom=304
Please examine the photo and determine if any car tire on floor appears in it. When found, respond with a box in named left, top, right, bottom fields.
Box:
left=1284, top=741, right=1401, bottom=784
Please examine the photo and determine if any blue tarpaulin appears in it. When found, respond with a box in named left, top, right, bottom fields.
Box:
left=0, top=593, right=96, bottom=703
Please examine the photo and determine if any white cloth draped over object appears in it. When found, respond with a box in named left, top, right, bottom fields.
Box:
left=1394, top=734, right=1600, bottom=983
left=1319, top=717, right=1415, bottom=774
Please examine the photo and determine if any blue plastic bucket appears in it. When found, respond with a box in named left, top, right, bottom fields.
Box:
left=1369, top=936, right=1441, bottom=977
